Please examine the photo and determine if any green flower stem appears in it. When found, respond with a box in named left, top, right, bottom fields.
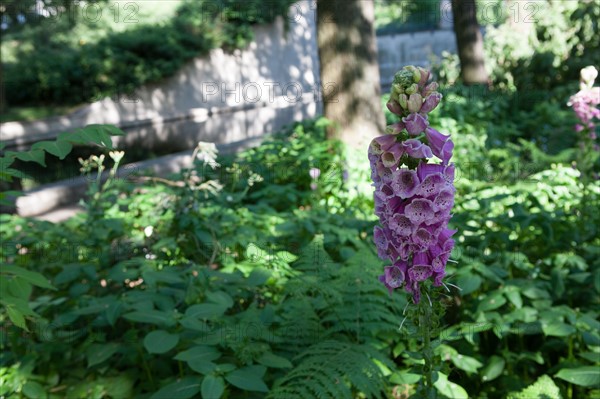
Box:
left=418, top=295, right=437, bottom=399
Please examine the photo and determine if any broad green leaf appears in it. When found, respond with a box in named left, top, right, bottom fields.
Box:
left=481, top=355, right=505, bottom=382
left=555, top=366, right=600, bottom=387
left=542, top=322, right=576, bottom=337
left=174, top=345, right=221, bottom=363
left=6, top=306, right=28, bottom=330
left=122, top=310, right=176, bottom=327
left=7, top=277, right=32, bottom=299
left=5, top=149, right=46, bottom=167
left=31, top=140, right=72, bottom=160
left=434, top=372, right=468, bottom=399
left=257, top=352, right=293, bottom=368
left=150, top=377, right=202, bottom=399
left=98, top=375, right=134, bottom=399
left=185, top=303, right=228, bottom=319
left=503, top=286, right=522, bottom=309
left=1, top=265, right=55, bottom=289
left=246, top=268, right=271, bottom=286
left=144, top=330, right=180, bottom=354
left=477, top=291, right=506, bottom=312
left=456, top=273, right=482, bottom=295
left=22, top=381, right=46, bottom=399
left=201, top=375, right=225, bottom=399
left=522, top=287, right=550, bottom=300
left=452, top=354, right=483, bottom=374
left=189, top=360, right=217, bottom=375
left=86, top=343, right=120, bottom=367
left=390, top=371, right=421, bottom=384
left=205, top=291, right=234, bottom=308
left=225, top=365, right=269, bottom=392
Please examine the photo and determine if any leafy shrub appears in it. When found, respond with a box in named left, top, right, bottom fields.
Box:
left=2, top=0, right=296, bottom=108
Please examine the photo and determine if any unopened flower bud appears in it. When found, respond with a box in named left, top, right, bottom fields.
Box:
left=398, top=94, right=408, bottom=110
left=408, top=93, right=423, bottom=113
left=405, top=84, right=419, bottom=95
left=387, top=100, right=402, bottom=115
left=420, top=93, right=442, bottom=114
left=423, top=82, right=439, bottom=97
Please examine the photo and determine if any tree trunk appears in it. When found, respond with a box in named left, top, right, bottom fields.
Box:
left=316, top=0, right=385, bottom=149
left=451, top=0, right=489, bottom=85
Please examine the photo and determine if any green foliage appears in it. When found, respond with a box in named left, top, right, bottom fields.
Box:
left=507, top=375, right=562, bottom=399
left=1, top=66, right=599, bottom=398
left=2, top=0, right=295, bottom=109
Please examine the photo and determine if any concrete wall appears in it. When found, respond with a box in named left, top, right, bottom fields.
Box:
left=1, top=0, right=321, bottom=152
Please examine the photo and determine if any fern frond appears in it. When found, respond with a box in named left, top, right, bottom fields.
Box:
left=268, top=340, right=388, bottom=399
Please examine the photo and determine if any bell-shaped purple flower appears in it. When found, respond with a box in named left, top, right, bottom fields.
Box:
left=370, top=134, right=397, bottom=155
left=382, top=143, right=405, bottom=168
left=391, top=168, right=420, bottom=198
left=403, top=113, right=428, bottom=135
left=386, top=121, right=406, bottom=134
left=403, top=139, right=433, bottom=159
left=404, top=198, right=435, bottom=225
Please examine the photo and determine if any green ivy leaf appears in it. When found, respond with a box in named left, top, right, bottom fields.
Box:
left=201, top=375, right=225, bottom=399
left=144, top=330, right=180, bottom=354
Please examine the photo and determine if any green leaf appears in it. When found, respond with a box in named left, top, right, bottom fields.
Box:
left=6, top=306, right=28, bottom=330
left=456, top=273, right=482, bottom=295
left=225, top=365, right=269, bottom=392
left=247, top=268, right=271, bottom=286
left=22, top=381, right=46, bottom=399
left=174, top=345, right=221, bottom=363
left=477, top=291, right=506, bottom=312
left=507, top=375, right=561, bottom=399
left=542, top=322, right=576, bottom=337
left=185, top=303, right=228, bottom=319
left=122, top=310, right=176, bottom=327
left=257, top=352, right=293, bottom=368
left=5, top=149, right=46, bottom=167
left=205, top=291, right=234, bottom=309
left=452, top=354, right=483, bottom=374
left=201, top=375, right=225, bottom=399
left=144, top=330, right=180, bottom=354
left=390, top=371, right=421, bottom=384
left=150, top=377, right=202, bottom=399
left=31, top=140, right=73, bottom=160
left=555, top=366, right=600, bottom=387
left=1, top=265, right=55, bottom=289
left=7, top=277, right=33, bottom=299
left=434, top=372, right=468, bottom=399
left=481, top=355, right=505, bottom=382
left=86, top=343, right=120, bottom=367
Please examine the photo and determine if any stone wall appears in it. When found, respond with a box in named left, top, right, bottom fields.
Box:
left=1, top=0, right=322, bottom=152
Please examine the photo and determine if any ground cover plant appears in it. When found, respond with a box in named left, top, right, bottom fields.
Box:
left=1, top=66, right=599, bottom=396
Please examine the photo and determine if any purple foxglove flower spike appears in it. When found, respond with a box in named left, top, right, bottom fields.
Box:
left=370, top=66, right=456, bottom=303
